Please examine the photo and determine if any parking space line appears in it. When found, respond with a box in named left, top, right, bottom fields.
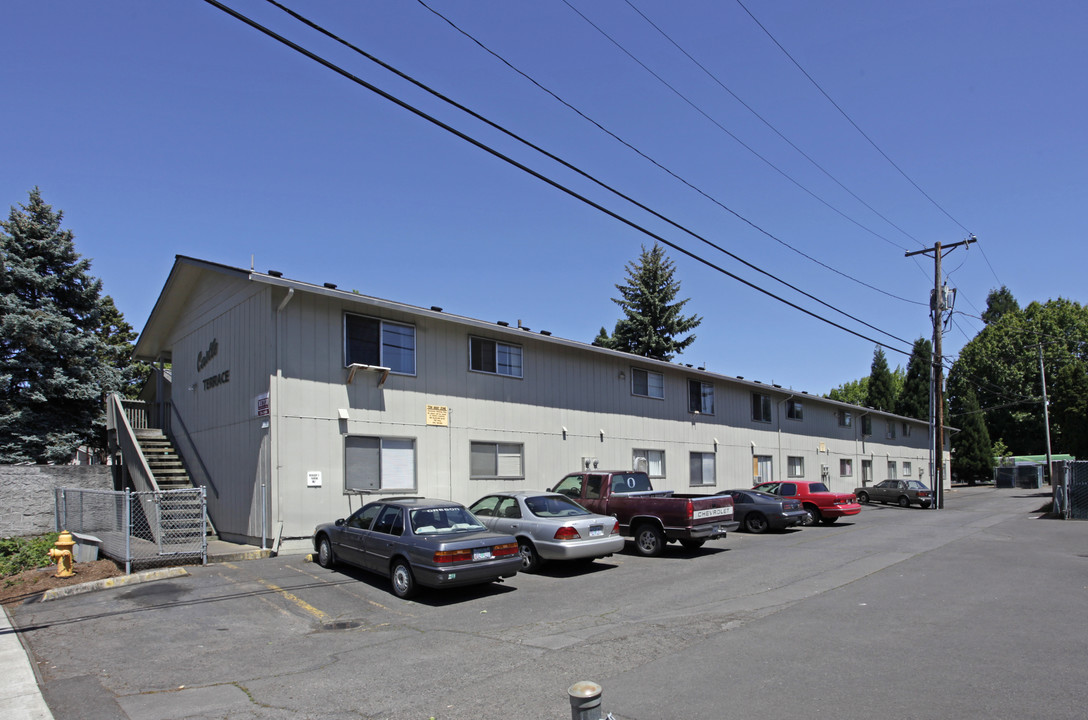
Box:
left=285, top=563, right=413, bottom=617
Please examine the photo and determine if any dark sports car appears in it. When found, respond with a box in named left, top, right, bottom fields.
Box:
left=312, top=497, right=521, bottom=599
left=716, top=489, right=808, bottom=533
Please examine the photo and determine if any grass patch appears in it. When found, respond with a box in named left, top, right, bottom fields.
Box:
left=0, top=533, right=60, bottom=577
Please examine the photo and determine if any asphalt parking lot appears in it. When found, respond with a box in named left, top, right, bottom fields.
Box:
left=8, top=485, right=1088, bottom=720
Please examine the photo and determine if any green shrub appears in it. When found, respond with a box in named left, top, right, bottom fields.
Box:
left=0, top=533, right=60, bottom=577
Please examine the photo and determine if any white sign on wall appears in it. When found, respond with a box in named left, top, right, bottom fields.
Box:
left=307, top=471, right=322, bottom=488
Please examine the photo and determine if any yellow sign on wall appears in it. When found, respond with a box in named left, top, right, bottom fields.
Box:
left=426, top=405, right=449, bottom=427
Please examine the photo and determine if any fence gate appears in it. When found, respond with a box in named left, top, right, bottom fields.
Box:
left=1065, top=461, right=1088, bottom=520
left=55, top=487, right=208, bottom=573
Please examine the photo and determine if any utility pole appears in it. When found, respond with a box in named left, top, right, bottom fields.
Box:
left=906, top=236, right=976, bottom=509
left=1037, top=343, right=1053, bottom=483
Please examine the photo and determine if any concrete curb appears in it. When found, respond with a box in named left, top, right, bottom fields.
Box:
left=39, top=567, right=189, bottom=603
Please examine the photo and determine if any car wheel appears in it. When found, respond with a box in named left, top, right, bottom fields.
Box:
left=802, top=505, right=821, bottom=526
left=390, top=559, right=417, bottom=599
left=316, top=536, right=335, bottom=568
left=856, top=491, right=870, bottom=504
left=821, top=516, right=839, bottom=525
left=633, top=524, right=665, bottom=557
left=921, top=500, right=932, bottom=509
left=518, top=539, right=541, bottom=572
left=744, top=512, right=769, bottom=534
left=898, top=496, right=911, bottom=508
left=679, top=539, right=705, bottom=551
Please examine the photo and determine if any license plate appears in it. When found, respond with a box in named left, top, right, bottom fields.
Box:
left=473, top=549, right=492, bottom=561
left=589, top=525, right=604, bottom=536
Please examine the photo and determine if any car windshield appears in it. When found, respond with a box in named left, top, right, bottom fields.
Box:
left=809, top=482, right=830, bottom=493
left=409, top=507, right=486, bottom=534
left=525, top=495, right=590, bottom=518
left=610, top=473, right=653, bottom=494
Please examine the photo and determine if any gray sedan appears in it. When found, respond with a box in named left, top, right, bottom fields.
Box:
left=469, top=491, right=625, bottom=572
left=312, top=497, right=521, bottom=599
left=855, top=479, right=934, bottom=508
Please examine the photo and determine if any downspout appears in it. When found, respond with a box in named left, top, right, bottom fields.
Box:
left=858, top=411, right=870, bottom=486
left=271, top=287, right=294, bottom=550
left=776, top=394, right=794, bottom=481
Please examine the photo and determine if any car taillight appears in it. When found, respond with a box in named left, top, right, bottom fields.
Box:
left=433, top=549, right=473, bottom=564
left=492, top=542, right=519, bottom=557
left=686, top=499, right=694, bottom=520
left=610, top=520, right=620, bottom=535
left=919, top=491, right=932, bottom=496
left=553, top=526, right=580, bottom=541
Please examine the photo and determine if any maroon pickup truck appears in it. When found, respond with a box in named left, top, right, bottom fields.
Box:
left=550, top=471, right=738, bottom=556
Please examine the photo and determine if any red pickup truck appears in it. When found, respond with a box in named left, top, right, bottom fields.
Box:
left=550, top=471, right=738, bottom=556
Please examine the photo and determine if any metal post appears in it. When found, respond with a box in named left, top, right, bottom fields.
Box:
left=568, top=681, right=603, bottom=720
left=124, top=491, right=132, bottom=575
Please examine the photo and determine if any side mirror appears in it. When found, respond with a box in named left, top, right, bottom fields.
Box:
left=335, top=518, right=345, bottom=527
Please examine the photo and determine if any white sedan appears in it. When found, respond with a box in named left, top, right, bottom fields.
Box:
left=468, top=491, right=624, bottom=572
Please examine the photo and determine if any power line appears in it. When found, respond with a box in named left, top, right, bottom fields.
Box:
left=238, top=0, right=917, bottom=351
left=414, top=0, right=926, bottom=307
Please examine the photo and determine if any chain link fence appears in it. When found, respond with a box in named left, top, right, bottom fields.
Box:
left=55, top=487, right=207, bottom=573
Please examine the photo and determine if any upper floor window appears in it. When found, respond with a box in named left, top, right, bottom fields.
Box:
left=345, top=314, right=415, bottom=375
left=470, top=337, right=523, bottom=378
left=838, top=409, right=853, bottom=428
left=861, top=415, right=872, bottom=436
left=886, top=420, right=897, bottom=439
left=786, top=399, right=804, bottom=420
left=688, top=380, right=714, bottom=414
left=632, top=368, right=664, bottom=399
left=752, top=393, right=772, bottom=423
left=902, top=423, right=912, bottom=438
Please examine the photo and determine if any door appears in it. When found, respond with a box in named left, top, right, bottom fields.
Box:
left=363, top=505, right=404, bottom=572
left=753, top=456, right=773, bottom=485
left=337, top=503, right=381, bottom=567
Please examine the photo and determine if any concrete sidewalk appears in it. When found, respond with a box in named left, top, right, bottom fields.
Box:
left=1, top=604, right=53, bottom=720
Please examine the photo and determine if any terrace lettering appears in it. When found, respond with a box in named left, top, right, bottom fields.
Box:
left=203, top=370, right=230, bottom=390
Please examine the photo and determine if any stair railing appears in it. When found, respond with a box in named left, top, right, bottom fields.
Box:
left=106, top=393, right=163, bottom=545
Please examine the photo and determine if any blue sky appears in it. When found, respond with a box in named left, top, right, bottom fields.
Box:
left=3, top=1, right=1085, bottom=394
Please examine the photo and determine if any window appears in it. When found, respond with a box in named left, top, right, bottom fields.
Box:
left=690, top=452, right=716, bottom=486
left=862, top=459, right=873, bottom=483
left=345, top=314, right=416, bottom=375
left=372, top=505, right=404, bottom=536
left=633, top=449, right=666, bottom=478
left=788, top=456, right=805, bottom=478
left=838, top=410, right=853, bottom=428
left=888, top=461, right=898, bottom=480
left=345, top=436, right=416, bottom=492
left=840, top=458, right=853, bottom=477
left=632, top=368, right=664, bottom=399
left=470, top=442, right=524, bottom=480
left=688, top=380, right=714, bottom=414
left=902, top=461, right=913, bottom=478
left=886, top=420, right=897, bottom=439
left=752, top=393, right=772, bottom=423
left=786, top=399, right=804, bottom=420
left=753, top=455, right=773, bottom=484
left=861, top=415, right=872, bottom=436
left=347, top=503, right=382, bottom=530
left=469, top=337, right=523, bottom=377
left=902, top=423, right=912, bottom=438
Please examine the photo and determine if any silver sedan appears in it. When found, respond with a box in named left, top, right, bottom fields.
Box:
left=468, top=491, right=625, bottom=572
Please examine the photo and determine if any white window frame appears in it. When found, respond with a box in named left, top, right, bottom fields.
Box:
left=888, top=461, right=898, bottom=480
left=688, top=379, right=714, bottom=415
left=344, top=436, right=416, bottom=492
left=788, top=456, right=805, bottom=478
left=840, top=458, right=853, bottom=477
left=903, top=461, right=913, bottom=478
left=470, top=442, right=524, bottom=481
left=633, top=449, right=666, bottom=478
left=344, top=313, right=416, bottom=375
left=689, top=452, right=716, bottom=487
left=469, top=336, right=523, bottom=378
left=632, top=368, right=664, bottom=399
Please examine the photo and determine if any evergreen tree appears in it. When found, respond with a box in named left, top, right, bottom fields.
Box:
left=950, top=384, right=992, bottom=484
left=0, top=188, right=121, bottom=463
left=827, top=377, right=868, bottom=405
left=596, top=244, right=701, bottom=361
left=865, top=346, right=896, bottom=411
left=981, top=286, right=1019, bottom=325
left=895, top=338, right=932, bottom=420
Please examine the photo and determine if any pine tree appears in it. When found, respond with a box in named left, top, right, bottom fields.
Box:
left=0, top=188, right=121, bottom=463
left=950, top=385, right=992, bottom=484
left=895, top=338, right=932, bottom=420
left=596, top=244, right=701, bottom=361
left=865, top=346, right=896, bottom=411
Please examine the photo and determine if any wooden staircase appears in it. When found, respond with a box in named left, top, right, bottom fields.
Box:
left=135, top=430, right=216, bottom=540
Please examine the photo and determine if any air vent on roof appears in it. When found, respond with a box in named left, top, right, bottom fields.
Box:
left=540, top=330, right=551, bottom=336
left=755, top=380, right=762, bottom=384
left=520, top=326, right=531, bottom=332
left=697, top=366, right=705, bottom=371
left=737, top=376, right=744, bottom=380
left=497, top=321, right=509, bottom=327
left=773, top=384, right=782, bottom=388
left=431, top=306, right=443, bottom=312
left=685, top=364, right=692, bottom=368
left=324, top=282, right=337, bottom=289
left=268, top=270, right=283, bottom=278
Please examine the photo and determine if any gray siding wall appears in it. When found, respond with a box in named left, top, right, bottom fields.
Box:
left=266, top=290, right=937, bottom=538
left=167, top=274, right=273, bottom=543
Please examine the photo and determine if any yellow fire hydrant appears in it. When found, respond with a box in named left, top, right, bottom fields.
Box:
left=47, top=530, right=76, bottom=578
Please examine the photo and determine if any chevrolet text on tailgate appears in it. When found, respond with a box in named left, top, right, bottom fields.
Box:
left=550, top=471, right=739, bottom=556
